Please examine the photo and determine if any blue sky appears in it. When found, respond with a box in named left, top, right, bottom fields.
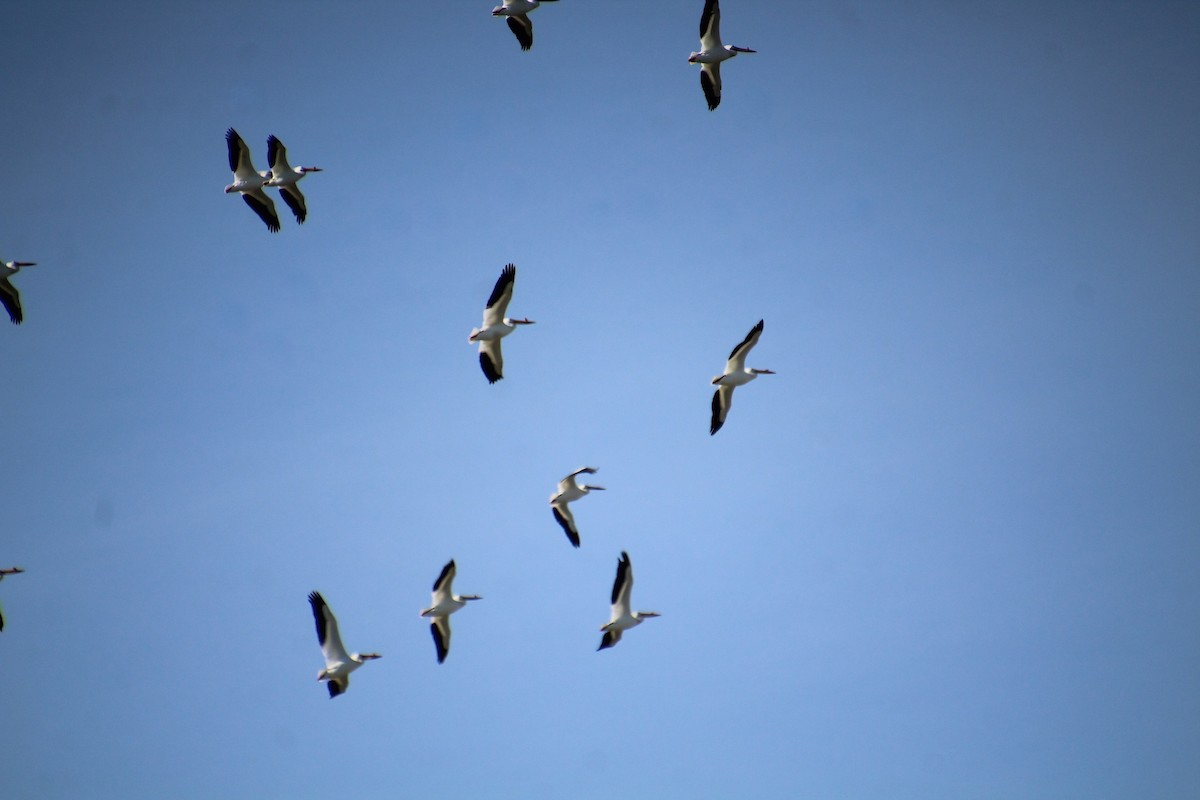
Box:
left=2, top=1, right=1198, bottom=797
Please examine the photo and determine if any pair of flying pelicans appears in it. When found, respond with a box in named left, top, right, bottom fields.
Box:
left=493, top=0, right=755, bottom=111
left=469, top=263, right=775, bottom=436
left=8, top=0, right=758, bottom=323
left=224, top=128, right=322, bottom=233
left=309, top=552, right=657, bottom=697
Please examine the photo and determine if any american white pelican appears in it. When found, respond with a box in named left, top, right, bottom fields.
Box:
left=0, top=567, right=24, bottom=633
left=265, top=135, right=322, bottom=225
left=420, top=560, right=482, bottom=664
left=688, top=0, right=756, bottom=111
left=710, top=319, right=774, bottom=435
left=550, top=467, right=606, bottom=548
left=469, top=263, right=535, bottom=384
left=225, top=128, right=281, bottom=233
left=307, top=591, right=381, bottom=698
left=598, top=551, right=659, bottom=651
left=492, top=0, right=559, bottom=51
left=1, top=260, right=37, bottom=325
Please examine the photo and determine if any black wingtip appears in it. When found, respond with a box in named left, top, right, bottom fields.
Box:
left=479, top=352, right=503, bottom=384
left=506, top=16, right=533, bottom=50
left=431, top=622, right=449, bottom=664
left=551, top=506, right=581, bottom=548
left=433, top=559, right=455, bottom=591
left=700, top=70, right=720, bottom=111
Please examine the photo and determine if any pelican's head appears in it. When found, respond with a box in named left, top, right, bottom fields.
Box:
left=711, top=375, right=725, bottom=385
left=4, top=262, right=36, bottom=271
left=506, top=318, right=536, bottom=326
left=634, top=611, right=661, bottom=621
left=491, top=5, right=506, bottom=15
left=688, top=51, right=700, bottom=63
left=224, top=183, right=237, bottom=194
left=751, top=368, right=775, bottom=375
left=729, top=46, right=757, bottom=54
left=459, top=595, right=483, bottom=602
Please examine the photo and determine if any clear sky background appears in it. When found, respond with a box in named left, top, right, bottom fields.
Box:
left=2, top=1, right=1198, bottom=797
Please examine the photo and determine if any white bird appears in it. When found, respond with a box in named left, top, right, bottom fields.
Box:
left=307, top=591, right=381, bottom=698
left=265, top=135, right=322, bottom=224
left=688, top=0, right=757, bottom=111
left=224, top=128, right=281, bottom=233
left=1, top=260, right=37, bottom=325
left=491, top=0, right=559, bottom=51
left=469, top=263, right=535, bottom=384
left=710, top=319, right=774, bottom=435
left=420, top=560, right=482, bottom=664
left=550, top=467, right=606, bottom=548
left=0, top=567, right=25, bottom=633
left=598, top=551, right=659, bottom=651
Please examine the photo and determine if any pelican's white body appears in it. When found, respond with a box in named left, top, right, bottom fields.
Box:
left=420, top=560, right=481, bottom=663
left=598, top=552, right=659, bottom=650
left=549, top=467, right=606, bottom=548
left=710, top=319, right=773, bottom=435
left=469, top=264, right=534, bottom=383
left=308, top=591, right=380, bottom=698
left=688, top=0, right=756, bottom=110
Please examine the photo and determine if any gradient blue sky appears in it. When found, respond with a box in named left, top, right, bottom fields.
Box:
left=3, top=2, right=1199, bottom=797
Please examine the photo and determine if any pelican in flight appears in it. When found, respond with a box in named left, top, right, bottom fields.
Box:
left=492, top=0, right=559, bottom=51
left=420, top=560, right=482, bottom=664
left=225, top=128, right=280, bottom=233
left=710, top=319, right=774, bottom=435
left=598, top=552, right=659, bottom=651
left=0, top=567, right=24, bottom=632
left=1, top=260, right=37, bottom=324
left=265, top=135, right=322, bottom=224
left=688, top=0, right=756, bottom=111
left=550, top=467, right=606, bottom=548
left=469, top=263, right=534, bottom=383
left=307, top=591, right=381, bottom=698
